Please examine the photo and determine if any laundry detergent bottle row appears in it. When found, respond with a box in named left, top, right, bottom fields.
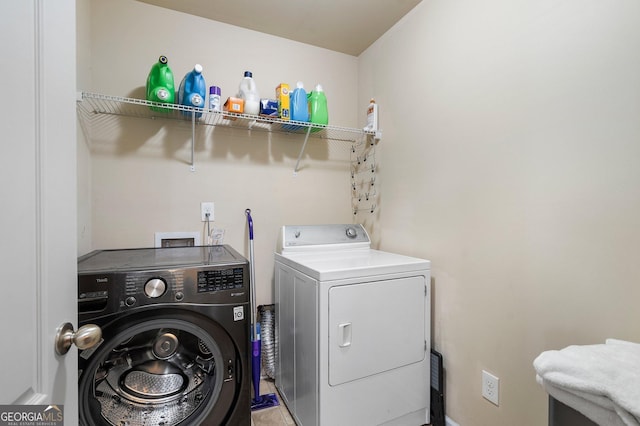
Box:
left=178, top=64, right=206, bottom=117
left=146, top=55, right=175, bottom=112
left=238, top=71, right=260, bottom=115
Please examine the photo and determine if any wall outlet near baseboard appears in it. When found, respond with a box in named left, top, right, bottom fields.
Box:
left=482, top=370, right=500, bottom=406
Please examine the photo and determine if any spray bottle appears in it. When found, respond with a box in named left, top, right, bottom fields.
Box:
left=209, top=86, right=221, bottom=112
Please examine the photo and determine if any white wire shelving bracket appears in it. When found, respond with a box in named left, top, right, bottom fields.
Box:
left=77, top=91, right=378, bottom=173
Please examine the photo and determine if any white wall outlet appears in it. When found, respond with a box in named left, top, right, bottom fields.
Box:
left=482, top=370, right=499, bottom=406
left=201, top=202, right=214, bottom=222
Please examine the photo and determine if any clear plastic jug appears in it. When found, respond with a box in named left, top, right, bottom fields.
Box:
left=238, top=71, right=260, bottom=115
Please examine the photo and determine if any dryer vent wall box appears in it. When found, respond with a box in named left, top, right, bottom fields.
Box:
left=274, top=224, right=431, bottom=426
left=154, top=231, right=201, bottom=248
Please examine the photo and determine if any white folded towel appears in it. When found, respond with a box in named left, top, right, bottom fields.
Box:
left=533, top=339, right=640, bottom=426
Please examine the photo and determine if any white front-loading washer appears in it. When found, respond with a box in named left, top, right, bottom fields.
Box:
left=274, top=224, right=431, bottom=426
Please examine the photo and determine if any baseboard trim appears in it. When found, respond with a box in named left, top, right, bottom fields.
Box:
left=445, top=415, right=460, bottom=426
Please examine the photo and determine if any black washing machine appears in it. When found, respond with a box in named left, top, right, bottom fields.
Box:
left=77, top=245, right=251, bottom=426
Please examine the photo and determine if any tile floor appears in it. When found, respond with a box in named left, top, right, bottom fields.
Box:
left=251, top=379, right=296, bottom=426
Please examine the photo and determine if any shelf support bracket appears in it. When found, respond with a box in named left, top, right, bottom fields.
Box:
left=293, top=126, right=313, bottom=175
left=190, top=111, right=196, bottom=172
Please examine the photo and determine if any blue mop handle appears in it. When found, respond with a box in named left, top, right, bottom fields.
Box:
left=245, top=209, right=258, bottom=341
left=245, top=209, right=254, bottom=240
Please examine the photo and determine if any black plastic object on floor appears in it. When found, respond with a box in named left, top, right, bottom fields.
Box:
left=431, top=348, right=445, bottom=426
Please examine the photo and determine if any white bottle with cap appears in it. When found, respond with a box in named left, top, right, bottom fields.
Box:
left=238, top=71, right=260, bottom=115
left=363, top=98, right=378, bottom=132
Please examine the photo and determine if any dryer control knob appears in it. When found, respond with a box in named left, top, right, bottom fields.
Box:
left=346, top=226, right=358, bottom=238
left=144, top=278, right=167, bottom=298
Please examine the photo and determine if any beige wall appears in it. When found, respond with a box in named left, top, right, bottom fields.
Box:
left=79, top=0, right=359, bottom=307
left=79, top=0, right=640, bottom=424
left=359, top=1, right=640, bottom=425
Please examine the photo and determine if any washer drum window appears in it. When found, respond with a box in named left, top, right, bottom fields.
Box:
left=79, top=315, right=237, bottom=426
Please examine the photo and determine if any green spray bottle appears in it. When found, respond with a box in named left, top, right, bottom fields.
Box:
left=307, top=84, right=328, bottom=131
left=146, top=55, right=175, bottom=112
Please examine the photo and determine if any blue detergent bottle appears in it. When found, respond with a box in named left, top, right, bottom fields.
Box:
left=290, top=82, right=309, bottom=122
left=283, top=81, right=309, bottom=131
left=178, top=64, right=206, bottom=117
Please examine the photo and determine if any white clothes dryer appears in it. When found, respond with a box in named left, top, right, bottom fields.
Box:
left=274, top=224, right=431, bottom=426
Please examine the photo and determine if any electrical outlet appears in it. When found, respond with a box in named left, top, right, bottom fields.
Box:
left=201, top=202, right=214, bottom=222
left=482, top=370, right=499, bottom=406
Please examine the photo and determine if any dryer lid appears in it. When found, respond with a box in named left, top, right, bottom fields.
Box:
left=276, top=248, right=430, bottom=281
left=276, top=224, right=430, bottom=280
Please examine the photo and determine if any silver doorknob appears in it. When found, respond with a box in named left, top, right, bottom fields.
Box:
left=55, top=322, right=102, bottom=355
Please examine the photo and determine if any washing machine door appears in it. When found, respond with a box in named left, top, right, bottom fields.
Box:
left=79, top=309, right=242, bottom=426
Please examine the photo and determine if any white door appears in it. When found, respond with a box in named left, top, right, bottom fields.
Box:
left=0, top=0, right=79, bottom=423
left=328, top=276, right=427, bottom=386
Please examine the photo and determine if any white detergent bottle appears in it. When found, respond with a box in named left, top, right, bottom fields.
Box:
left=364, top=98, right=378, bottom=132
left=238, top=71, right=260, bottom=115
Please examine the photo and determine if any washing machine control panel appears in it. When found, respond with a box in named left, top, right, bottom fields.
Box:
left=78, top=264, right=248, bottom=314
left=197, top=268, right=244, bottom=293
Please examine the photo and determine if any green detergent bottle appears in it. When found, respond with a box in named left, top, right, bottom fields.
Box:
left=308, top=84, right=328, bottom=131
left=146, top=55, right=175, bottom=112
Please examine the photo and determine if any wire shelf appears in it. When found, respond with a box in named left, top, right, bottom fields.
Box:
left=78, top=92, right=374, bottom=143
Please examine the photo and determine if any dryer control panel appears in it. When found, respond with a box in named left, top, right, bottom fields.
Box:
left=278, top=224, right=371, bottom=253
